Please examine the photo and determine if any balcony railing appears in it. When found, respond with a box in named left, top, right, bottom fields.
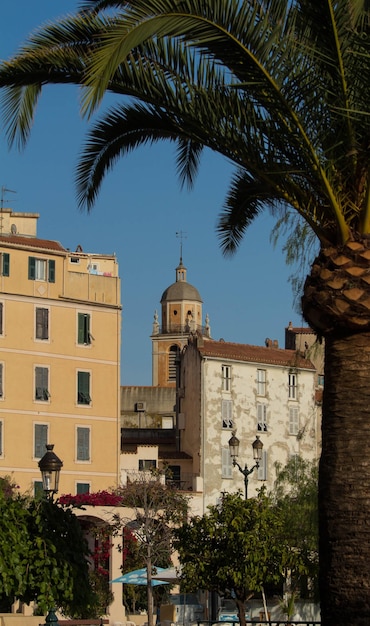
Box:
left=121, top=428, right=176, bottom=448
left=153, top=324, right=210, bottom=336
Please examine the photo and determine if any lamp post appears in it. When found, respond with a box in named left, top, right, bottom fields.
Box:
left=38, top=445, right=63, bottom=626
left=38, top=444, right=63, bottom=498
left=228, top=432, right=263, bottom=499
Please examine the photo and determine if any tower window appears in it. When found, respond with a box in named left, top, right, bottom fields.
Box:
left=168, top=345, right=179, bottom=381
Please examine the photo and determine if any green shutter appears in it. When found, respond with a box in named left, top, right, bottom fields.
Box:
left=34, top=424, right=48, bottom=458
left=48, top=259, right=55, bottom=283
left=77, top=427, right=90, bottom=460
left=28, top=257, right=36, bottom=280
left=78, top=314, right=84, bottom=344
left=78, top=371, right=90, bottom=404
left=2, top=254, right=10, bottom=277
left=78, top=313, right=90, bottom=344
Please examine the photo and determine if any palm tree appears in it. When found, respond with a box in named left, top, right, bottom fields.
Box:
left=1, top=2, right=370, bottom=624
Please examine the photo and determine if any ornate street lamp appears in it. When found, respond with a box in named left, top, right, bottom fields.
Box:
left=228, top=432, right=263, bottom=499
left=37, top=445, right=63, bottom=626
left=38, top=444, right=63, bottom=498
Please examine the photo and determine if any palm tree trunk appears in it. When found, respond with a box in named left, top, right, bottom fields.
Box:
left=320, top=331, right=370, bottom=626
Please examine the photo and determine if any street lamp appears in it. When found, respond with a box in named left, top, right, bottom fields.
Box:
left=228, top=432, right=263, bottom=499
left=38, top=445, right=63, bottom=626
left=38, top=444, right=63, bottom=498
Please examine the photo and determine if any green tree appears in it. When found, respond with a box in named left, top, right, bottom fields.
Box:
left=113, top=474, right=189, bottom=626
left=0, top=490, right=96, bottom=616
left=271, top=456, right=319, bottom=600
left=1, top=3, right=370, bottom=623
left=174, top=490, right=303, bottom=626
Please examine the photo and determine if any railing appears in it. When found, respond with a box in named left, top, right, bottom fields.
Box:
left=121, top=428, right=177, bottom=447
left=154, top=324, right=210, bottom=336
left=197, top=617, right=321, bottom=626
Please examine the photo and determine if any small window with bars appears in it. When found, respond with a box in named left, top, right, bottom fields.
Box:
left=256, top=369, right=266, bottom=396
left=222, top=365, right=231, bottom=391
left=288, top=372, right=298, bottom=399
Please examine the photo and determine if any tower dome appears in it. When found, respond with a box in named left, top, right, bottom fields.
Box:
left=151, top=256, right=210, bottom=387
left=160, top=258, right=202, bottom=304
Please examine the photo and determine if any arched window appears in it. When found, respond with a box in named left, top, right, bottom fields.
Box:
left=168, top=345, right=180, bottom=381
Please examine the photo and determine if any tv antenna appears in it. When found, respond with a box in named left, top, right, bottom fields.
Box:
left=1, top=186, right=16, bottom=210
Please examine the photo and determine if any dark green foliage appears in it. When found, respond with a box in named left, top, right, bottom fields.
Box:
left=0, top=491, right=97, bottom=616
left=174, top=490, right=306, bottom=626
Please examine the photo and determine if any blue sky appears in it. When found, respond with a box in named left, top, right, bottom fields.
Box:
left=1, top=2, right=312, bottom=385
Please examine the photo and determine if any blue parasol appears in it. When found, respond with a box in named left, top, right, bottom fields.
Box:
left=110, top=567, right=169, bottom=586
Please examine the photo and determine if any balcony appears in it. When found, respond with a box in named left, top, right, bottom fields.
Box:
left=121, top=428, right=177, bottom=450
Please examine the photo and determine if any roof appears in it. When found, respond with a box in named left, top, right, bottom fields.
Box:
left=0, top=234, right=66, bottom=252
left=161, top=281, right=202, bottom=303
left=197, top=339, right=315, bottom=370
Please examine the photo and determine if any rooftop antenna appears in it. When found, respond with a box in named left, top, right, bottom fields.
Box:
left=176, top=230, right=187, bottom=263
left=1, top=186, right=16, bottom=210
left=0, top=187, right=16, bottom=235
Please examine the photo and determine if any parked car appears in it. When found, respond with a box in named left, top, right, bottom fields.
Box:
left=218, top=600, right=250, bottom=622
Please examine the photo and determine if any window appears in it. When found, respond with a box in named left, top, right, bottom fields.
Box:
left=288, top=372, right=298, bottom=399
left=221, top=447, right=233, bottom=478
left=28, top=257, right=55, bottom=282
left=0, top=363, right=3, bottom=398
left=78, top=313, right=91, bottom=345
left=34, top=424, right=48, bottom=458
left=76, top=482, right=90, bottom=495
left=0, top=302, right=4, bottom=336
left=222, top=399, right=233, bottom=429
left=139, top=459, right=156, bottom=471
left=165, top=465, right=181, bottom=488
left=222, top=365, right=231, bottom=391
left=257, top=369, right=266, bottom=396
left=35, top=367, right=50, bottom=401
left=0, top=253, right=10, bottom=277
left=77, top=371, right=91, bottom=405
left=257, top=450, right=268, bottom=481
left=257, top=403, right=267, bottom=432
left=35, top=307, right=49, bottom=340
left=0, top=420, right=3, bottom=456
left=77, top=426, right=90, bottom=461
left=318, top=374, right=325, bottom=386
left=168, top=345, right=179, bottom=381
left=289, top=407, right=299, bottom=435
left=34, top=481, right=44, bottom=498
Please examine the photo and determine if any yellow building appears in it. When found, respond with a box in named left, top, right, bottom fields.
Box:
left=0, top=209, right=121, bottom=496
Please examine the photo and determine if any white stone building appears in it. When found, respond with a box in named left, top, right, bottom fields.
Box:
left=177, top=333, right=319, bottom=510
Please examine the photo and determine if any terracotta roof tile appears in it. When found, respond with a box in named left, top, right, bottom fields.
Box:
left=0, top=235, right=66, bottom=252
left=198, top=339, right=315, bottom=370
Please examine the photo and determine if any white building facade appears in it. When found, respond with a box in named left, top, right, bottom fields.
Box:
left=178, top=333, right=319, bottom=510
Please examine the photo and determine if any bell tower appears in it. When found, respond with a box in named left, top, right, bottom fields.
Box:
left=151, top=256, right=211, bottom=386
